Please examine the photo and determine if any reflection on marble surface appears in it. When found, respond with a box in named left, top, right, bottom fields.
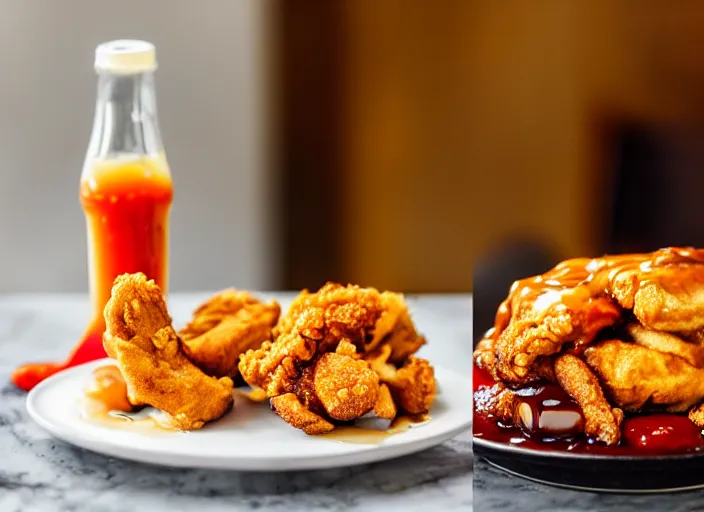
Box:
left=0, top=294, right=472, bottom=512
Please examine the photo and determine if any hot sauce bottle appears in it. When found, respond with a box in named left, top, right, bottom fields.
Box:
left=12, top=41, right=173, bottom=391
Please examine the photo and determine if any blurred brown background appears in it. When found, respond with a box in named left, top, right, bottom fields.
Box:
left=6, top=2, right=704, bottom=297
left=279, top=1, right=704, bottom=294
left=466, top=1, right=704, bottom=336
left=277, top=1, right=471, bottom=293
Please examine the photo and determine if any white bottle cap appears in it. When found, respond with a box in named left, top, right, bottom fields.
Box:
left=94, top=40, right=157, bottom=74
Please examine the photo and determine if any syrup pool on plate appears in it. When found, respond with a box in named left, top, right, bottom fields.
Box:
left=473, top=365, right=704, bottom=455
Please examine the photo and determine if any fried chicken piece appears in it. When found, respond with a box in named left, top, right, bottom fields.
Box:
left=180, top=290, right=262, bottom=334
left=480, top=248, right=704, bottom=388
left=378, top=357, right=436, bottom=415
left=368, top=292, right=426, bottom=362
left=240, top=282, right=434, bottom=434
left=270, top=393, right=335, bottom=435
left=311, top=352, right=379, bottom=421
left=366, top=345, right=437, bottom=414
left=605, top=248, right=704, bottom=332
left=688, top=403, right=704, bottom=428
left=627, top=323, right=704, bottom=368
left=492, top=294, right=621, bottom=386
left=103, top=273, right=234, bottom=430
left=584, top=339, right=704, bottom=412
left=239, top=283, right=385, bottom=395
left=179, top=291, right=280, bottom=378
left=553, top=353, right=623, bottom=445
left=373, top=384, right=397, bottom=420
left=474, top=383, right=517, bottom=422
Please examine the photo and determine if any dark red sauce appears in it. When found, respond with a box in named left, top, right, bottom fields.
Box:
left=474, top=366, right=704, bottom=456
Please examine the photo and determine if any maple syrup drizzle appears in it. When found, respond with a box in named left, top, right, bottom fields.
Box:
left=321, top=414, right=431, bottom=444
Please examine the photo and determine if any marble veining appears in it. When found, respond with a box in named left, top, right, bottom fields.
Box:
left=0, top=293, right=472, bottom=512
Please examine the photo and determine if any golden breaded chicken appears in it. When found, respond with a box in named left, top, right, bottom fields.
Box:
left=103, top=273, right=234, bottom=430
left=239, top=282, right=434, bottom=434
left=312, top=352, right=379, bottom=421
left=554, top=353, right=623, bottom=445
left=386, top=357, right=436, bottom=415
left=270, top=393, right=334, bottom=435
left=179, top=290, right=280, bottom=378
left=627, top=323, right=704, bottom=368
left=373, top=383, right=397, bottom=420
left=584, top=339, right=704, bottom=412
left=366, top=346, right=437, bottom=415
left=239, top=283, right=385, bottom=395
left=369, top=292, right=427, bottom=362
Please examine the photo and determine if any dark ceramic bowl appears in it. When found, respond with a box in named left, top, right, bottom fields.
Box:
left=474, top=437, right=704, bottom=493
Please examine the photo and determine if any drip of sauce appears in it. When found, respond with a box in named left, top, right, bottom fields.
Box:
left=84, top=364, right=132, bottom=413
left=84, top=405, right=177, bottom=432
left=82, top=364, right=176, bottom=432
left=474, top=366, right=704, bottom=455
left=321, top=414, right=430, bottom=445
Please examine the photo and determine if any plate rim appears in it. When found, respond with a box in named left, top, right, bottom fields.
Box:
left=27, top=359, right=472, bottom=470
left=481, top=459, right=704, bottom=494
left=473, top=435, right=704, bottom=462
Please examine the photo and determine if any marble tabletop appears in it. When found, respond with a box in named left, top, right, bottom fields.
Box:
left=473, top=457, right=704, bottom=512
left=0, top=292, right=472, bottom=512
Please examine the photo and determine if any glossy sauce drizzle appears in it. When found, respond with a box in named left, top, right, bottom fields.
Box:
left=83, top=364, right=176, bottom=432
left=473, top=366, right=704, bottom=455
left=321, top=415, right=430, bottom=445
left=483, top=247, right=704, bottom=348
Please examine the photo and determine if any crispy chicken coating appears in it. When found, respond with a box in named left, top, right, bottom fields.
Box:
left=270, top=393, right=335, bottom=435
left=475, top=248, right=704, bottom=446
left=554, top=353, right=623, bottom=445
left=373, top=384, right=397, bottom=420
left=627, top=323, right=704, bottom=369
left=179, top=290, right=280, bottom=378
left=103, top=273, right=234, bottom=430
left=474, top=383, right=517, bottom=422
left=239, top=283, right=384, bottom=396
left=239, top=282, right=435, bottom=434
left=584, top=339, right=704, bottom=412
left=491, top=296, right=620, bottom=386
left=385, top=357, right=436, bottom=415
left=312, top=352, right=379, bottom=421
left=366, top=346, right=436, bottom=415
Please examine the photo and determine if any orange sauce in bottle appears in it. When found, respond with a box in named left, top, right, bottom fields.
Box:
left=81, top=155, right=172, bottom=319
left=12, top=155, right=172, bottom=391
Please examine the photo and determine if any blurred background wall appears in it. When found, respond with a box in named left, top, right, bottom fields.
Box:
left=0, top=0, right=276, bottom=293
left=470, top=1, right=704, bottom=337
left=9, top=1, right=701, bottom=298
left=0, top=0, right=473, bottom=294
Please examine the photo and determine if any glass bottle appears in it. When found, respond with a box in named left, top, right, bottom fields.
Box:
left=12, top=40, right=173, bottom=390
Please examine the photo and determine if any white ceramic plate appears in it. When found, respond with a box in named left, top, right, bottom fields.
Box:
left=27, top=359, right=471, bottom=470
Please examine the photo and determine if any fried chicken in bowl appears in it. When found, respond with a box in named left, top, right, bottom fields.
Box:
left=474, top=247, right=704, bottom=454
